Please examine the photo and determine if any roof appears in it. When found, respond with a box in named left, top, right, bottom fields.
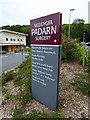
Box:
left=0, top=29, right=28, bottom=36
left=0, top=43, right=25, bottom=46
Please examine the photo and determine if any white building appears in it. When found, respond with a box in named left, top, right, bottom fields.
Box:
left=88, top=1, right=90, bottom=24
left=0, top=29, right=28, bottom=52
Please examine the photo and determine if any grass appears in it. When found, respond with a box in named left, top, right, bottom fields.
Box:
left=59, top=98, right=65, bottom=110
left=2, top=87, right=8, bottom=94
left=5, top=93, right=11, bottom=100
left=71, top=72, right=90, bottom=97
left=13, top=109, right=64, bottom=119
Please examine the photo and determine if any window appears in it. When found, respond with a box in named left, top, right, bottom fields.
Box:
left=16, top=46, right=18, bottom=48
left=10, top=38, right=12, bottom=41
left=6, top=38, right=8, bottom=41
left=21, top=39, right=22, bottom=41
left=13, top=39, right=15, bottom=41
left=17, top=39, right=19, bottom=41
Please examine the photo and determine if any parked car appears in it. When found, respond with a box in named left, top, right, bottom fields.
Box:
left=86, top=42, right=90, bottom=46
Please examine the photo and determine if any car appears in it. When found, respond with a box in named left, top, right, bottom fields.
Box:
left=86, top=42, right=90, bottom=46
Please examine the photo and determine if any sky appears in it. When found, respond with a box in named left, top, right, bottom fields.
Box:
left=0, top=0, right=89, bottom=26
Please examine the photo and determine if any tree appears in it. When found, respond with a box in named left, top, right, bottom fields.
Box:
left=70, top=19, right=85, bottom=42
left=62, top=24, right=69, bottom=36
left=73, top=19, right=85, bottom=24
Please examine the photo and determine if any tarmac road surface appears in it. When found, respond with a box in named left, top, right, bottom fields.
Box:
left=0, top=51, right=29, bottom=74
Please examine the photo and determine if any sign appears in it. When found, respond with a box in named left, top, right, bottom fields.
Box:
left=30, top=12, right=62, bottom=110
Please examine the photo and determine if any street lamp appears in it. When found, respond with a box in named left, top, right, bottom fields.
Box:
left=68, top=9, right=75, bottom=39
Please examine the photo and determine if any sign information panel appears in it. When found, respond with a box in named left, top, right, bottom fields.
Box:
left=30, top=12, right=62, bottom=110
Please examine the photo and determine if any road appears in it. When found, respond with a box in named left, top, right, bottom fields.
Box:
left=0, top=51, right=29, bottom=74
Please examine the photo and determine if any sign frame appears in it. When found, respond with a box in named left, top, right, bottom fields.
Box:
left=30, top=12, right=62, bottom=110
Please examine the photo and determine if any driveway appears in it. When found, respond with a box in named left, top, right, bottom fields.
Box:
left=0, top=51, right=29, bottom=74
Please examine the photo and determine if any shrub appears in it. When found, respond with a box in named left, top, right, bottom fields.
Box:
left=61, top=34, right=79, bottom=62
left=76, top=43, right=89, bottom=66
left=21, top=48, right=31, bottom=52
left=13, top=76, right=23, bottom=87
left=61, top=34, right=89, bottom=66
left=2, top=70, right=15, bottom=84
left=0, top=51, right=7, bottom=54
left=18, top=60, right=27, bottom=69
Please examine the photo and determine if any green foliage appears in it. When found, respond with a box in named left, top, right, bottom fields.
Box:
left=0, top=51, right=7, bottom=54
left=2, top=87, right=8, bottom=94
left=59, top=97, right=65, bottom=109
left=61, top=34, right=79, bottom=62
left=61, top=34, right=89, bottom=66
left=18, top=60, right=27, bottom=69
left=73, top=19, right=85, bottom=24
left=2, top=71, right=15, bottom=84
left=62, top=19, right=89, bottom=42
left=71, top=79, right=90, bottom=96
left=13, top=109, right=64, bottom=119
left=13, top=76, right=23, bottom=87
left=13, top=55, right=32, bottom=107
left=5, top=93, right=11, bottom=100
left=71, top=72, right=90, bottom=97
left=11, top=105, right=22, bottom=117
left=23, top=47, right=31, bottom=51
left=62, top=24, right=69, bottom=36
left=76, top=43, right=89, bottom=66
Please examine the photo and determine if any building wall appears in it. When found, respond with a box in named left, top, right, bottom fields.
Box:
left=2, top=45, right=24, bottom=52
left=0, top=30, right=27, bottom=52
left=7, top=45, right=24, bottom=52
left=2, top=32, right=26, bottom=45
left=0, top=32, right=3, bottom=43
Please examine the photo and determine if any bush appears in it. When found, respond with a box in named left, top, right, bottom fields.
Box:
left=0, top=51, right=7, bottom=54
left=76, top=43, right=89, bottom=66
left=21, top=48, right=30, bottom=52
left=18, top=60, right=27, bottom=69
left=2, top=70, right=15, bottom=84
left=61, top=34, right=89, bottom=66
left=61, top=34, right=79, bottom=62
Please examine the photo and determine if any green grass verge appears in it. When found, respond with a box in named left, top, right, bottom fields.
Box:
left=13, top=109, right=64, bottom=119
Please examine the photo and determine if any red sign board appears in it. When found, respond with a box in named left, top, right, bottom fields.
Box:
left=30, top=12, right=62, bottom=110
left=30, top=12, right=62, bottom=45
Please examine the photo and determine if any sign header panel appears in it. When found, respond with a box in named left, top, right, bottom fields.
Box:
left=30, top=12, right=62, bottom=45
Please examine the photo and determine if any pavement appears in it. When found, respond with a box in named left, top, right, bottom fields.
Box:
left=0, top=51, right=29, bottom=74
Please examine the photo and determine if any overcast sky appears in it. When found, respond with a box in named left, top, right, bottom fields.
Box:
left=0, top=0, right=89, bottom=26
